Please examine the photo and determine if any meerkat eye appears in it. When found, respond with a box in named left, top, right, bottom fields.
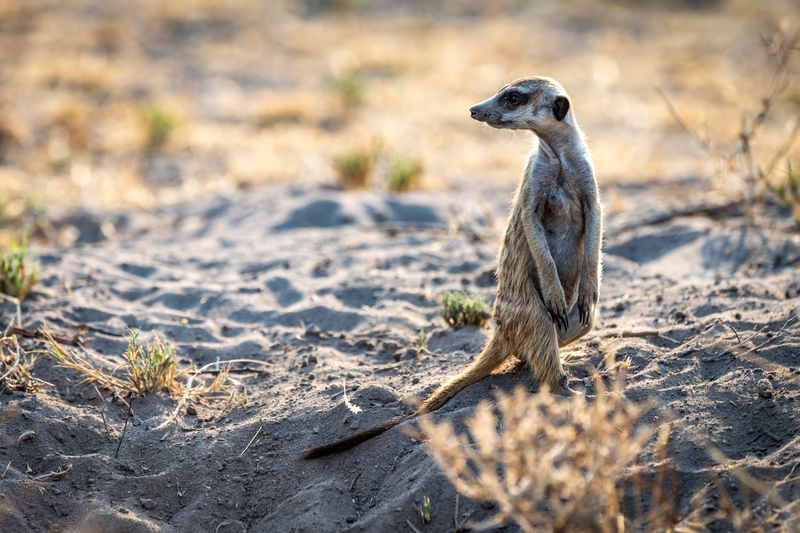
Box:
left=505, top=91, right=524, bottom=107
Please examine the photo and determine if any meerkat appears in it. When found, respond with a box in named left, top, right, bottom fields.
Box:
left=300, top=76, right=602, bottom=460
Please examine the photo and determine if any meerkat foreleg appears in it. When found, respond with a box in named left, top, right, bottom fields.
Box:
left=520, top=193, right=569, bottom=331
left=576, top=190, right=602, bottom=328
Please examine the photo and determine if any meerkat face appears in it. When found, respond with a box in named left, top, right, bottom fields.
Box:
left=469, top=77, right=572, bottom=133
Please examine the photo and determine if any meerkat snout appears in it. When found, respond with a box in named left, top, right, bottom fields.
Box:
left=469, top=104, right=491, bottom=122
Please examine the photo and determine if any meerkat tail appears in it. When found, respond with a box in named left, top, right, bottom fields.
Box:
left=298, top=413, right=411, bottom=460
left=299, top=338, right=506, bottom=460
left=415, top=337, right=506, bottom=414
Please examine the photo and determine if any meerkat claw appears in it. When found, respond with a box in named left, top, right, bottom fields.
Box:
left=549, top=309, right=567, bottom=331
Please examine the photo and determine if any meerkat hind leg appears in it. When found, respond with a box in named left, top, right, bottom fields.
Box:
left=516, top=305, right=569, bottom=393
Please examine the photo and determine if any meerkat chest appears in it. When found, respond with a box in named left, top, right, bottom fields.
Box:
left=541, top=186, right=582, bottom=234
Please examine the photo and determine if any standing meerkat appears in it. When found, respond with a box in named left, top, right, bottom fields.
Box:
left=301, top=76, right=602, bottom=460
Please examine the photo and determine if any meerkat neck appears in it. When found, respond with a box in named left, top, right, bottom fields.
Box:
left=534, top=121, right=588, bottom=166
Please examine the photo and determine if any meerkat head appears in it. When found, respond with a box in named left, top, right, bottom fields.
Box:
left=469, top=77, right=573, bottom=134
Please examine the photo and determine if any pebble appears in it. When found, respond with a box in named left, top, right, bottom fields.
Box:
left=756, top=379, right=774, bottom=399
left=139, top=498, right=157, bottom=510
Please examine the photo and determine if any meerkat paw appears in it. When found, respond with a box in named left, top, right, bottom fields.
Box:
left=552, top=373, right=576, bottom=396
left=543, top=287, right=569, bottom=332
left=576, top=285, right=598, bottom=327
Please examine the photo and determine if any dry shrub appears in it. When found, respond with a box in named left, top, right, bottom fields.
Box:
left=420, top=377, right=664, bottom=532
left=660, top=26, right=800, bottom=223
left=47, top=329, right=248, bottom=422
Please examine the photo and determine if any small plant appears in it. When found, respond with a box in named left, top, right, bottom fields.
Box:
left=417, top=328, right=427, bottom=355
left=329, top=71, right=366, bottom=110
left=0, top=237, right=39, bottom=300
left=420, top=377, right=669, bottom=532
left=333, top=148, right=374, bottom=190
left=141, top=103, right=176, bottom=149
left=764, top=160, right=800, bottom=225
left=386, top=157, right=423, bottom=193
left=440, top=291, right=490, bottom=328
left=416, top=495, right=432, bottom=525
left=122, top=330, right=178, bottom=395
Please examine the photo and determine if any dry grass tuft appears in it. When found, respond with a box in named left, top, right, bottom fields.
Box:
left=440, top=290, right=490, bottom=328
left=0, top=336, right=40, bottom=392
left=420, top=377, right=666, bottom=532
left=47, top=329, right=249, bottom=422
left=0, top=237, right=39, bottom=300
left=333, top=147, right=375, bottom=190
left=253, top=92, right=315, bottom=128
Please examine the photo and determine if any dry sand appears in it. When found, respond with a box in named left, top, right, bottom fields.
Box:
left=1, top=177, right=799, bottom=532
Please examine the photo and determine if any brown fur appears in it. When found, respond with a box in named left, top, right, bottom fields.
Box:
left=300, top=76, right=602, bottom=460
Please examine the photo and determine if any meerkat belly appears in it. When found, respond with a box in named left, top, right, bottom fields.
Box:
left=542, top=188, right=584, bottom=306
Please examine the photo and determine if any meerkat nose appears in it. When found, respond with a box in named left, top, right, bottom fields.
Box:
left=469, top=105, right=483, bottom=120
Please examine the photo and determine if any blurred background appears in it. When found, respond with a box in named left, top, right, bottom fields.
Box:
left=1, top=0, right=799, bottom=242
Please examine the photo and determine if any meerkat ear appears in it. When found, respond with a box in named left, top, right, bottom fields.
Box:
left=552, top=96, right=570, bottom=121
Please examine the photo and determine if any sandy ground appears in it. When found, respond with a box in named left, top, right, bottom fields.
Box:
left=1, top=177, right=799, bottom=532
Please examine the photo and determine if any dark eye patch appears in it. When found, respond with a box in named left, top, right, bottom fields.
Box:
left=504, top=91, right=528, bottom=108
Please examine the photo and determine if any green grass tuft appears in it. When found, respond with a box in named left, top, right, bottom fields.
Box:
left=417, top=328, right=427, bottom=354
left=386, top=157, right=423, bottom=193
left=329, top=71, right=366, bottom=110
left=123, top=330, right=178, bottom=395
left=141, top=103, right=177, bottom=149
left=440, top=290, right=490, bottom=328
left=763, top=160, right=800, bottom=226
left=417, top=495, right=432, bottom=524
left=0, top=237, right=39, bottom=300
